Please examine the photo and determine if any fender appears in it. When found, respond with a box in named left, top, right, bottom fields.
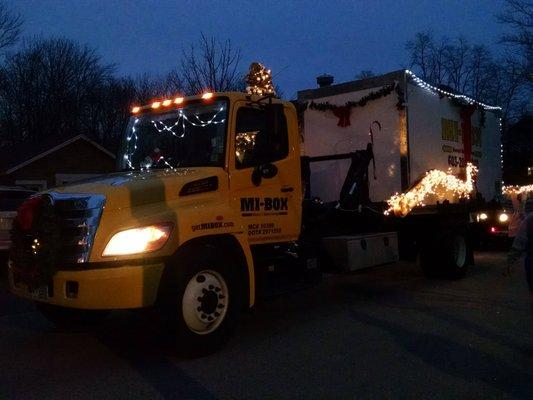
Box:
left=233, top=232, right=255, bottom=307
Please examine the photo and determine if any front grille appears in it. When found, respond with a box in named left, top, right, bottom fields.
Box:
left=10, top=192, right=105, bottom=276
left=49, top=193, right=106, bottom=264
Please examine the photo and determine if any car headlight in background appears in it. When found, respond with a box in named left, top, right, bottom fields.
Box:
left=477, top=213, right=488, bottom=222
left=102, top=224, right=172, bottom=256
left=498, top=213, right=509, bottom=223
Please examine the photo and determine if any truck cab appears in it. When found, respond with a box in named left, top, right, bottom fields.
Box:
left=9, top=92, right=304, bottom=354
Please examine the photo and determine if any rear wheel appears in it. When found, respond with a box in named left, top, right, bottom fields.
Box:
left=419, top=231, right=470, bottom=279
left=446, top=233, right=468, bottom=279
left=157, top=245, right=244, bottom=357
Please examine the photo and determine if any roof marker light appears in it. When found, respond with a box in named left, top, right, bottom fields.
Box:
left=151, top=101, right=161, bottom=109
left=131, top=106, right=140, bottom=114
left=202, top=92, right=213, bottom=100
left=162, top=99, right=172, bottom=106
left=174, top=97, right=184, bottom=104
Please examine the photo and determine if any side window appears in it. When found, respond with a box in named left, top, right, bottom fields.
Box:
left=235, top=107, right=288, bottom=169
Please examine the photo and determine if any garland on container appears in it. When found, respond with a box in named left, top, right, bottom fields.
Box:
left=305, top=83, right=399, bottom=127
left=308, top=83, right=396, bottom=111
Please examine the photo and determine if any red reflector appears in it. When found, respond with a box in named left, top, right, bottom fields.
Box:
left=16, top=195, right=42, bottom=230
left=490, top=226, right=498, bottom=233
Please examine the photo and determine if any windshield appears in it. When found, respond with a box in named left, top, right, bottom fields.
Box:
left=118, top=100, right=227, bottom=171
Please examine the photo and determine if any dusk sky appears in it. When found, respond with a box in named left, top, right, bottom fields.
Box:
left=15, top=0, right=508, bottom=99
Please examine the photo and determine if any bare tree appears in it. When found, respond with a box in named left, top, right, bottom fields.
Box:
left=0, top=1, right=22, bottom=51
left=130, top=73, right=167, bottom=104
left=406, top=31, right=529, bottom=120
left=0, top=38, right=114, bottom=145
left=406, top=32, right=449, bottom=84
left=125, top=71, right=185, bottom=106
left=355, top=70, right=375, bottom=80
left=407, top=32, right=431, bottom=79
left=180, top=34, right=243, bottom=94
left=443, top=37, right=471, bottom=94
left=499, top=0, right=533, bottom=48
left=0, top=33, right=250, bottom=153
left=499, top=0, right=533, bottom=83
left=489, top=57, right=530, bottom=120
left=164, top=68, right=185, bottom=95
left=0, top=34, right=247, bottom=153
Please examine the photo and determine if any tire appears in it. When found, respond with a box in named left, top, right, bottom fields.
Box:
left=36, top=303, right=109, bottom=327
left=445, top=233, right=469, bottom=279
left=157, top=244, right=244, bottom=357
left=419, top=231, right=470, bottom=279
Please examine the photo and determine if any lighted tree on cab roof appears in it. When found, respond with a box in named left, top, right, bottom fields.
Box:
left=245, top=62, right=275, bottom=96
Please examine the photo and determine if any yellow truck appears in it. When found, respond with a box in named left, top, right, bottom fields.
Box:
left=8, top=77, right=485, bottom=354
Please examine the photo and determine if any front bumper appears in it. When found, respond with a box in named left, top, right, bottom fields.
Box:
left=8, top=261, right=165, bottom=310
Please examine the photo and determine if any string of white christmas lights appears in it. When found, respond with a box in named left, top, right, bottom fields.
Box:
left=123, top=106, right=226, bottom=171
left=235, top=131, right=258, bottom=162
left=190, top=106, right=226, bottom=125
left=123, top=118, right=140, bottom=169
left=502, top=184, right=533, bottom=196
left=150, top=106, right=226, bottom=138
left=404, top=70, right=501, bottom=111
left=385, top=162, right=478, bottom=217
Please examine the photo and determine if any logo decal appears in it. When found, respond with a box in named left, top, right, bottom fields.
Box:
left=191, top=221, right=234, bottom=232
left=240, top=197, right=288, bottom=216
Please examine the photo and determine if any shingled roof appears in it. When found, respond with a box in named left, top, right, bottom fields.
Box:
left=0, top=134, right=115, bottom=175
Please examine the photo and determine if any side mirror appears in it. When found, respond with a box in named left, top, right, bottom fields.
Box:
left=251, top=163, right=278, bottom=186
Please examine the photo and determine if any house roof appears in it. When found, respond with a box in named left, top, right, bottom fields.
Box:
left=0, top=134, right=116, bottom=175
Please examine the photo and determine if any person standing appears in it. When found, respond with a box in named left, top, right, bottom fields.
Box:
left=508, top=193, right=525, bottom=241
left=506, top=213, right=533, bottom=291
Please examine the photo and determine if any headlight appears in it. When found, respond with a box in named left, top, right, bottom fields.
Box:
left=499, top=213, right=509, bottom=223
left=477, top=213, right=488, bottom=222
left=102, top=224, right=172, bottom=256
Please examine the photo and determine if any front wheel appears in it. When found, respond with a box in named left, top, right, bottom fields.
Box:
left=181, top=269, right=230, bottom=335
left=157, top=245, right=244, bottom=357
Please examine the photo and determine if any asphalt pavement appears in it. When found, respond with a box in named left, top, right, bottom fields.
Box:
left=0, top=252, right=532, bottom=400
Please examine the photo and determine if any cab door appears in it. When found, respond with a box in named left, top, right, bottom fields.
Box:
left=229, top=101, right=301, bottom=244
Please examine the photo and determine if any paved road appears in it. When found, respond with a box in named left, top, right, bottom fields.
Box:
left=1, top=252, right=532, bottom=400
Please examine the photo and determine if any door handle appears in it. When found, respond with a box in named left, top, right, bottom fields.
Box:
left=281, top=186, right=294, bottom=193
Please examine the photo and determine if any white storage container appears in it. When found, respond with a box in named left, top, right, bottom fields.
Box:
left=298, top=70, right=501, bottom=203
left=322, top=232, right=399, bottom=271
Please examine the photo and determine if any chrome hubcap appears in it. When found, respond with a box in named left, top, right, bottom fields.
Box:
left=182, top=270, right=228, bottom=335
